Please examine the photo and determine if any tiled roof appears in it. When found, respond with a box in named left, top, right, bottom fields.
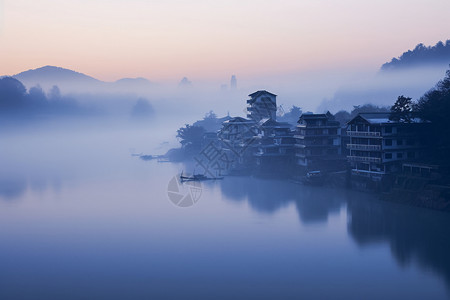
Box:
left=248, top=90, right=277, bottom=98
left=349, top=112, right=424, bottom=124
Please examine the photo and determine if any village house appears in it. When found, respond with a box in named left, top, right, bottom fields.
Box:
left=218, top=90, right=298, bottom=175
left=253, top=118, right=296, bottom=174
left=346, top=112, right=426, bottom=181
left=294, top=112, right=343, bottom=173
left=246, top=90, right=277, bottom=122
left=217, top=116, right=257, bottom=173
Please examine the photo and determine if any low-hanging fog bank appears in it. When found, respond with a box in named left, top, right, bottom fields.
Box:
left=317, top=65, right=450, bottom=113
left=3, top=61, right=450, bottom=135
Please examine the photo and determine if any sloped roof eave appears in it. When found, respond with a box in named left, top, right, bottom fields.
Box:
left=248, top=90, right=277, bottom=98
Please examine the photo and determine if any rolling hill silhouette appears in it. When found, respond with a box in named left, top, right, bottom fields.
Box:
left=11, top=66, right=153, bottom=93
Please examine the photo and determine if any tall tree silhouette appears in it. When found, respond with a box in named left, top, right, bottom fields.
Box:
left=0, top=77, right=27, bottom=110
left=415, top=69, right=450, bottom=164
left=390, top=95, right=413, bottom=122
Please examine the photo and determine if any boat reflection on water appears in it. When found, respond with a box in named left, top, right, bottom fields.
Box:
left=301, top=171, right=326, bottom=186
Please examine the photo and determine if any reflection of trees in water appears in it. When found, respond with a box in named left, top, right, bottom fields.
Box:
left=0, top=177, right=27, bottom=200
left=219, top=177, right=346, bottom=225
left=348, top=197, right=450, bottom=289
left=0, top=175, right=55, bottom=201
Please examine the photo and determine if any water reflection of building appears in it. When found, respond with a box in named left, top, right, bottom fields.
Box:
left=218, top=175, right=450, bottom=291
left=218, top=177, right=344, bottom=224
left=347, top=196, right=450, bottom=289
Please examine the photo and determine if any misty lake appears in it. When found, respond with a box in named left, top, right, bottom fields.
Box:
left=1, top=123, right=450, bottom=300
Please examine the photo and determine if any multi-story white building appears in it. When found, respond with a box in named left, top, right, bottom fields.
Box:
left=347, top=112, right=426, bottom=180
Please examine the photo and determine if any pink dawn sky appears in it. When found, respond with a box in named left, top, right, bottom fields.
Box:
left=0, top=0, right=449, bottom=82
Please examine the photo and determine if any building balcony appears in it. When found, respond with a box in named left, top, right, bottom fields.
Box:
left=295, top=143, right=337, bottom=148
left=258, top=144, right=294, bottom=149
left=351, top=169, right=385, bottom=179
left=347, top=131, right=381, bottom=137
left=295, top=152, right=326, bottom=158
left=294, top=134, right=338, bottom=138
left=347, top=156, right=381, bottom=163
left=296, top=125, right=340, bottom=129
left=347, top=144, right=381, bottom=151
left=255, top=147, right=293, bottom=156
left=293, top=135, right=305, bottom=139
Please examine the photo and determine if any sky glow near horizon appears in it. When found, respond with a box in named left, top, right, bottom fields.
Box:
left=0, top=0, right=449, bottom=82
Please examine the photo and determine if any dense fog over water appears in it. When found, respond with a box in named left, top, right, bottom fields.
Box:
left=4, top=63, right=449, bottom=126
left=1, top=125, right=450, bottom=299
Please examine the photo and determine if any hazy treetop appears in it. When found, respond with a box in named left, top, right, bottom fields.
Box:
left=381, top=40, right=450, bottom=71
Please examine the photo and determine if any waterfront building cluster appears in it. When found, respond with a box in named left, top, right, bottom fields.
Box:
left=212, top=90, right=431, bottom=189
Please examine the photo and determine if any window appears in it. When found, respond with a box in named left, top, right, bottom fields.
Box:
left=385, top=139, right=392, bottom=146
left=397, top=153, right=403, bottom=159
left=406, top=139, right=414, bottom=146
left=407, top=152, right=415, bottom=159
left=385, top=153, right=392, bottom=159
left=385, top=127, right=392, bottom=133
left=397, top=139, right=403, bottom=146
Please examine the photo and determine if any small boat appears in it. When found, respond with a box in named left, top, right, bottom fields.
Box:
left=301, top=171, right=325, bottom=186
left=180, top=171, right=224, bottom=182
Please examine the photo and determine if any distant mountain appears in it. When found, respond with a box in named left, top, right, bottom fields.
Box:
left=381, top=40, right=450, bottom=71
left=11, top=66, right=153, bottom=93
left=14, top=66, right=103, bottom=90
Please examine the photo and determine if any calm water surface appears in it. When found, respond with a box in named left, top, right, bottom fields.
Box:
left=1, top=126, right=449, bottom=299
